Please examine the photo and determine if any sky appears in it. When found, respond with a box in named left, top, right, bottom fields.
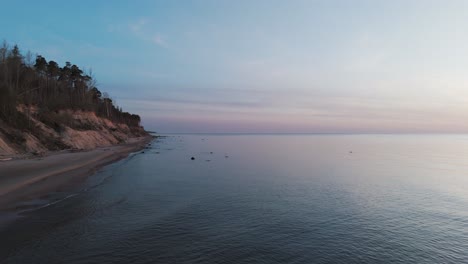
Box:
left=2, top=0, right=468, bottom=133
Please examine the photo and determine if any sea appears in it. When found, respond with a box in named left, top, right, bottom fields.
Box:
left=1, top=134, right=468, bottom=263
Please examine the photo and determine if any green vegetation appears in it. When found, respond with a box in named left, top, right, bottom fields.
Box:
left=0, top=41, right=142, bottom=131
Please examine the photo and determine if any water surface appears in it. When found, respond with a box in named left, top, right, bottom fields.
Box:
left=1, top=134, right=468, bottom=263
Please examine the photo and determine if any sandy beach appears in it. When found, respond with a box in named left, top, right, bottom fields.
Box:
left=0, top=136, right=153, bottom=211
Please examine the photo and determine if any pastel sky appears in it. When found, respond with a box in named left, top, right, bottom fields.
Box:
left=3, top=0, right=468, bottom=133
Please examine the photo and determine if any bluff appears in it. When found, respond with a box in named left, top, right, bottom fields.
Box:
left=0, top=106, right=148, bottom=157
left=0, top=42, right=149, bottom=158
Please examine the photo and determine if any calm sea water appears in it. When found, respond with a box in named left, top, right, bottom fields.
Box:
left=1, top=134, right=468, bottom=263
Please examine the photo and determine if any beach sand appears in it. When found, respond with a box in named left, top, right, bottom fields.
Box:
left=0, top=136, right=153, bottom=211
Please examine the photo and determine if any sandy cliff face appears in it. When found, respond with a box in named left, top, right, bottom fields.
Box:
left=0, top=108, right=147, bottom=157
left=0, top=136, right=17, bottom=156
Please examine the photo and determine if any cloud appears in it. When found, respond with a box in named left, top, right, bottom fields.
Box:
left=151, top=34, right=167, bottom=47
left=125, top=18, right=168, bottom=48
left=129, top=18, right=148, bottom=34
left=115, top=83, right=468, bottom=133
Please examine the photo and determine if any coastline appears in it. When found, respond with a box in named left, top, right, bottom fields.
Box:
left=0, top=135, right=153, bottom=212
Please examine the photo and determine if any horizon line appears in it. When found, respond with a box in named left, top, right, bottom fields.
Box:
left=153, top=132, right=468, bottom=136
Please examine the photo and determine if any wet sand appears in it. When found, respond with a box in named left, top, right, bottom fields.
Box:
left=0, top=136, right=153, bottom=211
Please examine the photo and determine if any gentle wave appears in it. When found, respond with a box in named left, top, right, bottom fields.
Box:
left=2, top=135, right=468, bottom=263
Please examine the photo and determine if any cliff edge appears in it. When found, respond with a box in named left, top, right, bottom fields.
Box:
left=0, top=106, right=148, bottom=158
left=0, top=42, right=150, bottom=158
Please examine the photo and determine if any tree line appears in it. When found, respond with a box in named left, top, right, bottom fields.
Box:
left=0, top=41, right=141, bottom=129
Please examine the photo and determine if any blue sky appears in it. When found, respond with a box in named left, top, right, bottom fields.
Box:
left=3, top=0, right=468, bottom=133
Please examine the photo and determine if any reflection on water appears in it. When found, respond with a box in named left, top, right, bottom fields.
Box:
left=2, top=134, right=468, bottom=263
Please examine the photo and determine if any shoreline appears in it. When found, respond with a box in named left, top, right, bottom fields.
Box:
left=0, top=135, right=153, bottom=212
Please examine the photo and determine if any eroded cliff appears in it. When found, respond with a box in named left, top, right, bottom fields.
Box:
left=0, top=106, right=148, bottom=157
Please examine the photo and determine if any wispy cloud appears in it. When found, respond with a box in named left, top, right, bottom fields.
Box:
left=126, top=18, right=168, bottom=48
left=116, top=82, right=468, bottom=133
left=151, top=34, right=167, bottom=47
left=129, top=18, right=148, bottom=34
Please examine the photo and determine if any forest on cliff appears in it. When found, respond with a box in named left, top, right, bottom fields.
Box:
left=0, top=41, right=142, bottom=131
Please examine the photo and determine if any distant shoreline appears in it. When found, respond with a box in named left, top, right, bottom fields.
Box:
left=0, top=135, right=153, bottom=212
